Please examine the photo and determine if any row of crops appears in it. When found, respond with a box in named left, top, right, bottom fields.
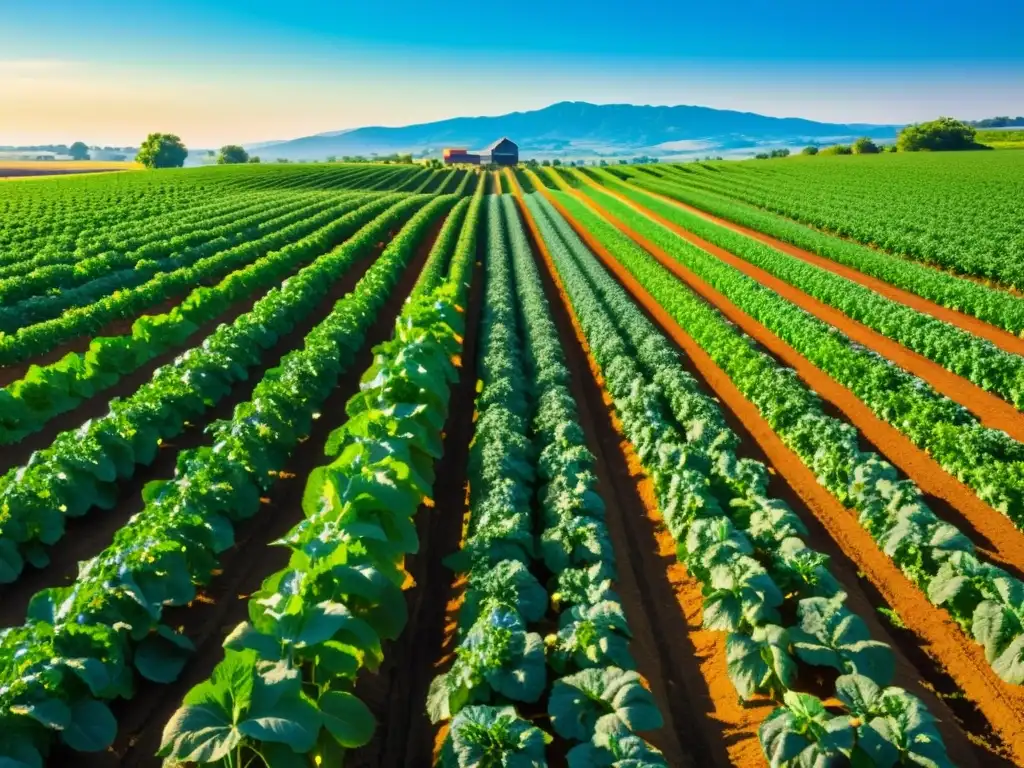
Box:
left=1, top=153, right=1022, bottom=767
left=609, top=152, right=1024, bottom=287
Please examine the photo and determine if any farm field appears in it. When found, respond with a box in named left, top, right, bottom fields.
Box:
left=2, top=153, right=1024, bottom=768
left=0, top=160, right=142, bottom=180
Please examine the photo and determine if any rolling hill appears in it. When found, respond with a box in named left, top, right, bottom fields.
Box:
left=250, top=101, right=899, bottom=161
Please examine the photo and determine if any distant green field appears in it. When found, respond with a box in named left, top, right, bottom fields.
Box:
left=607, top=150, right=1024, bottom=286
left=977, top=129, right=1024, bottom=148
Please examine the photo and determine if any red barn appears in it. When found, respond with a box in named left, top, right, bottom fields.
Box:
left=442, top=148, right=480, bottom=165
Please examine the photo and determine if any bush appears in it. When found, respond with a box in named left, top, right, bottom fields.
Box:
left=852, top=137, right=880, bottom=154
left=754, top=152, right=770, bottom=160
left=897, top=117, right=981, bottom=152
left=819, top=144, right=853, bottom=156
left=770, top=148, right=790, bottom=158
left=801, top=145, right=819, bottom=155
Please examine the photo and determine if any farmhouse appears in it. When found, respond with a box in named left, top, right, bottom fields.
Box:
left=442, top=137, right=518, bottom=166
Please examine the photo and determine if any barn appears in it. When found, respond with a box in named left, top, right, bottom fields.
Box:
left=476, top=137, right=518, bottom=166
left=442, top=137, right=518, bottom=166
left=442, top=148, right=479, bottom=165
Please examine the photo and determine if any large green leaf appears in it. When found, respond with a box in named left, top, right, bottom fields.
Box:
left=725, top=625, right=796, bottom=700
left=319, top=690, right=376, bottom=748
left=60, top=699, right=117, bottom=752
left=158, top=702, right=242, bottom=764
left=134, top=625, right=196, bottom=683
left=789, top=596, right=894, bottom=684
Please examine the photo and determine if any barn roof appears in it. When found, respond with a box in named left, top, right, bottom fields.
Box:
left=483, top=137, right=517, bottom=151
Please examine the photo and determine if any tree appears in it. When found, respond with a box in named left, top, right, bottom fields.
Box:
left=136, top=133, right=188, bottom=168
left=68, top=141, right=90, bottom=161
left=820, top=144, right=852, bottom=155
left=248, top=156, right=261, bottom=164
left=770, top=148, right=790, bottom=158
left=897, top=117, right=980, bottom=152
left=217, top=145, right=249, bottom=164
left=852, top=137, right=880, bottom=154
left=552, top=158, right=562, bottom=166
left=801, top=145, right=819, bottom=155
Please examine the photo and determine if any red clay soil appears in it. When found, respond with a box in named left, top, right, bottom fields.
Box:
left=509, top=177, right=769, bottom=768
left=575, top=176, right=1024, bottom=442
left=53, top=216, right=448, bottom=768
left=345, top=251, right=484, bottom=768
left=548, top=180, right=1024, bottom=578
left=533, top=183, right=1024, bottom=765
left=620, top=173, right=1024, bottom=315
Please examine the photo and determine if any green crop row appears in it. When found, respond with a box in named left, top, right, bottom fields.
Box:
left=577, top=175, right=1024, bottom=412
left=575, top=181, right=1024, bottom=536
left=590, top=167, right=1024, bottom=335
left=0, top=194, right=377, bottom=365
left=0, top=195, right=456, bottom=768
left=526, top=190, right=952, bottom=768
left=0, top=196, right=399, bottom=445
left=158, top=197, right=473, bottom=768
left=625, top=152, right=1024, bottom=288
left=0, top=196, right=430, bottom=583
left=556, top=189, right=1024, bottom=687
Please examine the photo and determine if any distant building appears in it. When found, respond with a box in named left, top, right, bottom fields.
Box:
left=477, top=137, right=519, bottom=166
left=442, top=137, right=518, bottom=166
left=442, top=148, right=479, bottom=165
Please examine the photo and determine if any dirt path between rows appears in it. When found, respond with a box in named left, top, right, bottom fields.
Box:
left=533, top=183, right=1024, bottom=765
left=616, top=174, right=1024, bottom=343
left=53, top=214, right=448, bottom=768
left=549, top=179, right=1024, bottom=577
left=573, top=175, right=1024, bottom=443
left=346, top=241, right=484, bottom=768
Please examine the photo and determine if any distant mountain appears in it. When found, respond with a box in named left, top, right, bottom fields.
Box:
left=255, top=101, right=899, bottom=161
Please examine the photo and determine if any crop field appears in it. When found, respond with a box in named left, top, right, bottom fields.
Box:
left=0, top=160, right=142, bottom=180
left=1, top=152, right=1024, bottom=768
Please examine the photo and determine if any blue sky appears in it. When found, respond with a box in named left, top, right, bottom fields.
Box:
left=2, top=0, right=1022, bottom=146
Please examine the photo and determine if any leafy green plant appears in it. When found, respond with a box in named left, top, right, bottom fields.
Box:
left=438, top=705, right=550, bottom=768
left=548, top=667, right=663, bottom=742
